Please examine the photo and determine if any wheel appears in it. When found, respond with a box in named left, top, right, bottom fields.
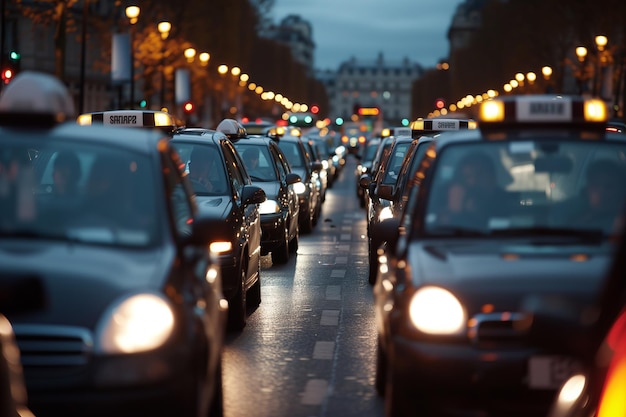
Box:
left=300, top=202, right=313, bottom=234
left=227, top=266, right=247, bottom=331
left=247, top=259, right=261, bottom=308
left=271, top=226, right=290, bottom=264
left=289, top=226, right=299, bottom=253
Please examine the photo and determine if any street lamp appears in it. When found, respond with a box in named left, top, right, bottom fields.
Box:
left=199, top=52, right=210, bottom=66
left=542, top=66, right=553, bottom=93
left=157, top=21, right=171, bottom=109
left=184, top=47, right=196, bottom=63
left=594, top=35, right=612, bottom=98
left=575, top=46, right=589, bottom=94
left=125, top=5, right=140, bottom=109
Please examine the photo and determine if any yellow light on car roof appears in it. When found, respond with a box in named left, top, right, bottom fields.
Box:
left=468, top=120, right=478, bottom=129
left=154, top=111, right=173, bottom=127
left=381, top=128, right=391, bottom=137
left=77, top=114, right=93, bottom=125
left=410, top=119, right=424, bottom=131
left=479, top=100, right=505, bottom=122
left=584, top=99, right=607, bottom=122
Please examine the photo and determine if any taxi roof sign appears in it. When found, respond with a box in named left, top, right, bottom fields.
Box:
left=77, top=110, right=178, bottom=134
left=479, top=95, right=607, bottom=125
left=410, top=118, right=476, bottom=137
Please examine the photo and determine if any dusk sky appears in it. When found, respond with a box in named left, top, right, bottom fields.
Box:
left=271, top=0, right=465, bottom=71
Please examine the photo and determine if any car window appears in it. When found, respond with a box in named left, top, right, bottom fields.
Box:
left=382, top=142, right=411, bottom=185
left=278, top=141, right=305, bottom=168
left=234, top=143, right=278, bottom=181
left=1, top=138, right=160, bottom=247
left=420, top=140, right=626, bottom=237
left=222, top=141, right=247, bottom=195
left=171, top=142, right=228, bottom=196
left=162, top=148, right=194, bottom=238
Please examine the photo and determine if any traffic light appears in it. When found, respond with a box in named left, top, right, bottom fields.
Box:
left=435, top=98, right=446, bottom=109
left=139, top=99, right=147, bottom=108
left=310, top=105, right=319, bottom=114
left=1, top=68, right=13, bottom=84
left=183, top=101, right=194, bottom=113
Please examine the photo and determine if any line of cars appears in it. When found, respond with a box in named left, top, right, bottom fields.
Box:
left=365, top=94, right=626, bottom=417
left=0, top=71, right=341, bottom=417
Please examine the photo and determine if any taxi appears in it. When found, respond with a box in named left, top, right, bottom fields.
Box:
left=372, top=95, right=626, bottom=417
left=171, top=122, right=266, bottom=331
left=0, top=72, right=227, bottom=417
left=77, top=109, right=181, bottom=135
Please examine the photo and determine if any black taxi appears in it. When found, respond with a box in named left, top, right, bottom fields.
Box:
left=372, top=95, right=626, bottom=417
left=0, top=71, right=227, bottom=417
left=170, top=126, right=266, bottom=331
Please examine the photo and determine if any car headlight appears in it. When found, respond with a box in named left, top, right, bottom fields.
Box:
left=259, top=199, right=280, bottom=214
left=293, top=182, right=307, bottom=195
left=409, top=286, right=466, bottom=335
left=378, top=206, right=393, bottom=222
left=97, top=293, right=175, bottom=354
left=322, top=160, right=329, bottom=170
left=210, top=241, right=233, bottom=253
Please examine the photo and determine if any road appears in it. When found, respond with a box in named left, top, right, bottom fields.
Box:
left=222, top=155, right=385, bottom=417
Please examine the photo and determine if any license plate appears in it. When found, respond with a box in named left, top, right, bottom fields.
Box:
left=528, top=356, right=581, bottom=389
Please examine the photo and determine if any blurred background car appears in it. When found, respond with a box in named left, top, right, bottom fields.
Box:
left=232, top=135, right=302, bottom=265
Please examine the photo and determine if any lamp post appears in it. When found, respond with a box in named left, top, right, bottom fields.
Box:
left=575, top=46, right=589, bottom=95
left=542, top=66, right=553, bottom=93
left=594, top=35, right=611, bottom=98
left=157, top=21, right=171, bottom=109
left=125, top=5, right=140, bottom=109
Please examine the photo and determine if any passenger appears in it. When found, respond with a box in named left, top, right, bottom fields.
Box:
left=243, top=147, right=260, bottom=171
left=438, top=151, right=507, bottom=228
left=188, top=146, right=215, bottom=193
left=52, top=151, right=81, bottom=196
left=571, top=159, right=626, bottom=232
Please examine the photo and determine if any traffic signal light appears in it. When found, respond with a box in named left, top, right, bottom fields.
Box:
left=139, top=99, right=147, bottom=108
left=2, top=68, right=13, bottom=84
left=183, top=101, right=194, bottom=113
left=435, top=98, right=445, bottom=109
left=310, top=105, right=319, bottom=114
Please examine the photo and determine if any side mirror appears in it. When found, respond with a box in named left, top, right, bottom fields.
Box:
left=358, top=173, right=371, bottom=190
left=310, top=161, right=323, bottom=172
left=372, top=217, right=401, bottom=251
left=286, top=172, right=302, bottom=185
left=242, top=185, right=266, bottom=205
left=377, top=184, right=394, bottom=201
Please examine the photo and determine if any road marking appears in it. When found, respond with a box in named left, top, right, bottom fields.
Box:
left=301, top=379, right=328, bottom=405
left=320, top=310, right=339, bottom=326
left=341, top=226, right=352, bottom=232
left=330, top=269, right=345, bottom=278
left=325, top=285, right=341, bottom=300
left=313, top=341, right=335, bottom=359
left=337, top=244, right=350, bottom=252
left=335, top=256, right=347, bottom=264
left=340, top=233, right=351, bottom=240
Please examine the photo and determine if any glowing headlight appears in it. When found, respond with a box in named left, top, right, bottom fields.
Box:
left=409, top=286, right=466, bottom=335
left=556, top=374, right=586, bottom=406
left=322, top=160, right=329, bottom=170
left=293, top=182, right=307, bottom=194
left=210, top=241, right=233, bottom=253
left=378, top=206, right=393, bottom=222
left=259, top=199, right=280, bottom=214
left=98, top=294, right=175, bottom=354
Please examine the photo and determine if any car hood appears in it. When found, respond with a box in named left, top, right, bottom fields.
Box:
left=195, top=194, right=232, bottom=218
left=252, top=182, right=280, bottom=200
left=1, top=239, right=171, bottom=329
left=407, top=239, right=612, bottom=310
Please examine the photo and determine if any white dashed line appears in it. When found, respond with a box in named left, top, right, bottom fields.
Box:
left=320, top=310, right=339, bottom=326
left=313, top=341, right=335, bottom=359
left=335, top=256, right=348, bottom=264
left=340, top=233, right=351, bottom=240
left=301, top=379, right=329, bottom=405
left=325, top=285, right=341, bottom=300
left=337, top=244, right=350, bottom=252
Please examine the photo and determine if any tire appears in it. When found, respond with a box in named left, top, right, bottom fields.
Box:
left=271, top=226, right=290, bottom=264
left=227, top=266, right=247, bottom=331
left=289, top=226, right=299, bottom=253
left=300, top=202, right=313, bottom=234
left=247, top=258, right=261, bottom=308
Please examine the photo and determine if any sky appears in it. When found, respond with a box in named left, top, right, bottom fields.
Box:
left=271, top=0, right=466, bottom=71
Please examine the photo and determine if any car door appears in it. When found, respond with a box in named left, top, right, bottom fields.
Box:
left=221, top=140, right=261, bottom=285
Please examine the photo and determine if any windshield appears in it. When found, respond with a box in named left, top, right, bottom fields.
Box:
left=233, top=143, right=278, bottom=181
left=278, top=141, right=306, bottom=168
left=0, top=138, right=160, bottom=247
left=421, top=140, right=626, bottom=238
left=171, top=142, right=229, bottom=195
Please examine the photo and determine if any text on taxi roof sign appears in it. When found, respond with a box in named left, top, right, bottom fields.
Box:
left=516, top=98, right=572, bottom=122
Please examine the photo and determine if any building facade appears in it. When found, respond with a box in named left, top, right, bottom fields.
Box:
left=260, top=14, right=315, bottom=75
left=320, top=53, right=422, bottom=126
